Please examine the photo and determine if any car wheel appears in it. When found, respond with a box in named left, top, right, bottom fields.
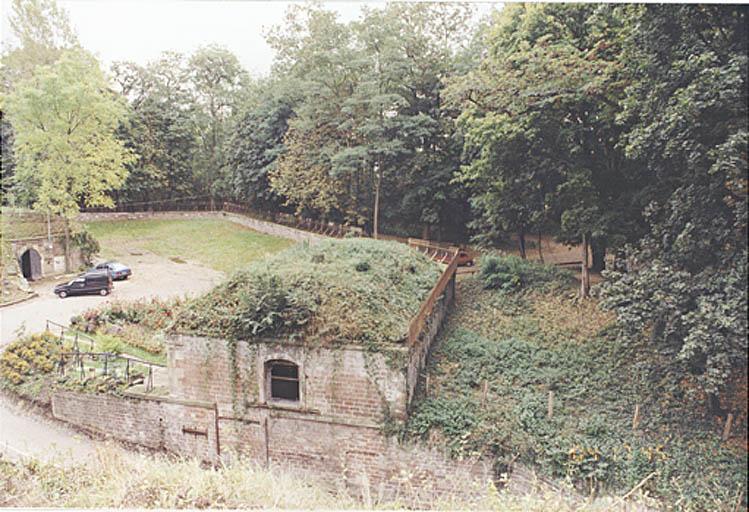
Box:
left=59, top=291, right=67, bottom=299
left=100, top=289, right=109, bottom=296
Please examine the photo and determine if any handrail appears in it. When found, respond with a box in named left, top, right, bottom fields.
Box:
left=406, top=249, right=459, bottom=346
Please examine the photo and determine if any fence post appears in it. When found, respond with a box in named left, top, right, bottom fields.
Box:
left=632, top=403, right=641, bottom=430
left=126, top=359, right=130, bottom=382
left=103, top=354, right=108, bottom=376
left=547, top=390, right=555, bottom=419
left=722, top=413, right=734, bottom=441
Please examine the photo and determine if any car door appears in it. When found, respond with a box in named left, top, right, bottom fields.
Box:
left=70, top=278, right=87, bottom=296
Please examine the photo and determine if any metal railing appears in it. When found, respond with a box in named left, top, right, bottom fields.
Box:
left=47, top=320, right=165, bottom=392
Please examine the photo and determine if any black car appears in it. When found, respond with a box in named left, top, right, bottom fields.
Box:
left=94, top=261, right=132, bottom=280
left=55, top=271, right=112, bottom=298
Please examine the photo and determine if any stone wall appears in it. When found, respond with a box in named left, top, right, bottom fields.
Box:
left=9, top=235, right=83, bottom=280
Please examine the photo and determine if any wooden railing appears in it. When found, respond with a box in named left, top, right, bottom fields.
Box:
left=408, top=238, right=460, bottom=264
left=406, top=249, right=459, bottom=346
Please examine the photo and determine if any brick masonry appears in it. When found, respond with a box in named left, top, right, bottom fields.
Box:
left=54, top=213, right=481, bottom=503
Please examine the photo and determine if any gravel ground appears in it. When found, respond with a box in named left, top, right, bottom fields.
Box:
left=1, top=251, right=223, bottom=346
left=0, top=251, right=223, bottom=462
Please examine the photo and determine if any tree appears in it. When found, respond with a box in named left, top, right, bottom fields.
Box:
left=451, top=4, right=644, bottom=295
left=188, top=45, right=248, bottom=199
left=600, top=5, right=748, bottom=401
left=226, top=83, right=295, bottom=211
left=111, top=53, right=199, bottom=204
left=1, top=0, right=80, bottom=205
left=5, top=49, right=134, bottom=218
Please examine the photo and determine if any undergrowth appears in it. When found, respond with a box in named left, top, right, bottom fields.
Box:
left=172, top=238, right=441, bottom=347
left=0, top=446, right=656, bottom=510
left=407, top=275, right=748, bottom=511
left=0, top=331, right=130, bottom=397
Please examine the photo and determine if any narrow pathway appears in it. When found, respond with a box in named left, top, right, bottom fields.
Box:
left=0, top=394, right=103, bottom=462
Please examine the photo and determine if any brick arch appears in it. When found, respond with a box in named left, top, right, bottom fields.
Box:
left=261, top=354, right=304, bottom=407
left=19, top=246, right=43, bottom=280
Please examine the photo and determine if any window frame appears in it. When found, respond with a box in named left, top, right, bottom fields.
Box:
left=265, top=359, right=301, bottom=405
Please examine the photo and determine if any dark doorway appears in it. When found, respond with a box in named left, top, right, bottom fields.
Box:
left=20, top=248, right=42, bottom=281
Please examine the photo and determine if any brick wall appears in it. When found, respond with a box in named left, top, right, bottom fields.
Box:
left=168, top=334, right=409, bottom=424
left=405, top=272, right=455, bottom=406
left=51, top=388, right=494, bottom=504
left=51, top=390, right=218, bottom=462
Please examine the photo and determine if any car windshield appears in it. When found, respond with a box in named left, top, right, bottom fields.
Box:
left=69, top=279, right=83, bottom=285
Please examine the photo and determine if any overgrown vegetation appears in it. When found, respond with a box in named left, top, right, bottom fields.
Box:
left=0, top=331, right=129, bottom=397
left=173, top=238, right=441, bottom=346
left=0, top=446, right=654, bottom=510
left=85, top=218, right=292, bottom=273
left=479, top=255, right=572, bottom=293
left=407, top=276, right=747, bottom=510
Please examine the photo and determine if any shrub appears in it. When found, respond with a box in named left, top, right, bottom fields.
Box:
left=0, top=332, right=60, bottom=387
left=479, top=255, right=570, bottom=292
left=71, top=228, right=100, bottom=266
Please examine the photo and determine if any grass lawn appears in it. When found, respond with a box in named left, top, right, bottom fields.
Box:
left=85, top=217, right=293, bottom=274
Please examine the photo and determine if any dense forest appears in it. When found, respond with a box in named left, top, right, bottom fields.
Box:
left=1, top=0, right=747, bottom=439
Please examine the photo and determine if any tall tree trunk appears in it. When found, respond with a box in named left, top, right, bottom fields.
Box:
left=64, top=218, right=71, bottom=273
left=373, top=168, right=381, bottom=239
left=591, top=238, right=606, bottom=272
left=580, top=232, right=590, bottom=298
left=537, top=230, right=544, bottom=263
left=422, top=224, right=430, bottom=241
left=518, top=231, right=527, bottom=259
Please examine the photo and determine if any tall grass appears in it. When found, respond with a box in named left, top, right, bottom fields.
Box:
left=0, top=446, right=655, bottom=510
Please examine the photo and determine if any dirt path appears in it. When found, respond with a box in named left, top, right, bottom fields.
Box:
left=1, top=251, right=223, bottom=346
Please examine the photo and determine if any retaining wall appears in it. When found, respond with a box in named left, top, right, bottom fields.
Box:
left=50, top=388, right=493, bottom=504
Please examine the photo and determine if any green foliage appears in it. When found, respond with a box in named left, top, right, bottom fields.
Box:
left=5, top=49, right=134, bottom=218
left=227, top=89, right=294, bottom=210
left=479, top=255, right=571, bottom=292
left=0, top=331, right=59, bottom=387
left=110, top=54, right=199, bottom=204
left=173, top=238, right=441, bottom=346
left=408, top=278, right=747, bottom=509
left=72, top=298, right=180, bottom=334
left=600, top=5, right=748, bottom=397
left=71, top=227, right=99, bottom=266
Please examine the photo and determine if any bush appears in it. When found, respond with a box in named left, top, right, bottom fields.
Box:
left=71, top=228, right=100, bottom=266
left=479, top=255, right=570, bottom=292
left=0, top=332, right=60, bottom=387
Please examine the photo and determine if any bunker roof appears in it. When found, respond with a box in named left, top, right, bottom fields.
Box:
left=173, top=238, right=441, bottom=347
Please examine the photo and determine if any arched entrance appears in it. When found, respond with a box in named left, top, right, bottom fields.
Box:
left=20, top=248, right=43, bottom=281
